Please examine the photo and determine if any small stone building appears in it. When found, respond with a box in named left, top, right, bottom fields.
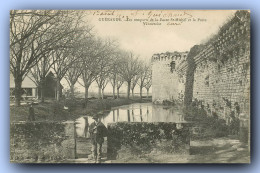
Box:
left=38, top=71, right=63, bottom=99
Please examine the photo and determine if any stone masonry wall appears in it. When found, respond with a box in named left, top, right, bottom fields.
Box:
left=192, top=10, right=250, bottom=123
left=152, top=52, right=188, bottom=103
left=151, top=11, right=250, bottom=139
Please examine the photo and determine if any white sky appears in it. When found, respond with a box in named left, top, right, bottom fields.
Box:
left=61, top=10, right=236, bottom=95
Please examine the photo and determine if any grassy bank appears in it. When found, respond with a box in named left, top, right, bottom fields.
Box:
left=10, top=97, right=152, bottom=122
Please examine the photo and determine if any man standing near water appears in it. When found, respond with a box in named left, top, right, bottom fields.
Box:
left=28, top=103, right=35, bottom=121
left=89, top=112, right=108, bottom=163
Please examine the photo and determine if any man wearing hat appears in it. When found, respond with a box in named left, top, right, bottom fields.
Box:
left=89, top=112, right=108, bottom=163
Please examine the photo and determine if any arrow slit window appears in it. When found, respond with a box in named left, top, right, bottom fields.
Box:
left=170, top=61, right=176, bottom=73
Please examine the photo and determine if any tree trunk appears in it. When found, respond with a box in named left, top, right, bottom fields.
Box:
left=56, top=80, right=60, bottom=101
left=117, top=87, right=120, bottom=99
left=54, top=87, right=57, bottom=99
left=98, top=87, right=101, bottom=99
left=70, top=84, right=75, bottom=98
left=131, top=88, right=134, bottom=98
left=132, top=110, right=135, bottom=121
left=101, top=88, right=104, bottom=99
left=83, top=85, right=90, bottom=107
left=140, top=85, right=143, bottom=100
left=41, top=86, right=45, bottom=102
left=146, top=88, right=149, bottom=98
left=127, top=81, right=131, bottom=99
left=36, top=88, right=38, bottom=99
left=140, top=108, right=143, bottom=122
left=40, top=79, right=45, bottom=103
left=112, top=85, right=115, bottom=99
left=84, top=85, right=89, bottom=100
left=117, top=109, right=119, bottom=121
left=127, top=109, right=130, bottom=122
left=14, top=75, right=23, bottom=106
left=112, top=110, right=115, bottom=122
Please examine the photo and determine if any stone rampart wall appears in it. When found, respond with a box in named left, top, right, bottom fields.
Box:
left=192, top=10, right=250, bottom=122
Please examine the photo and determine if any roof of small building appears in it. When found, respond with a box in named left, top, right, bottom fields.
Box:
left=10, top=74, right=37, bottom=88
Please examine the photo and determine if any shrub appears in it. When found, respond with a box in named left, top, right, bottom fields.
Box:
left=185, top=104, right=230, bottom=139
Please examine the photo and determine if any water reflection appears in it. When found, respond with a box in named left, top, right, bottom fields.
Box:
left=102, top=103, right=185, bottom=125
left=75, top=103, right=185, bottom=137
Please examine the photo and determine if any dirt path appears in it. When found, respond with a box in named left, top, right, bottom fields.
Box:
left=187, top=137, right=250, bottom=163
left=110, top=136, right=250, bottom=164
left=65, top=136, right=249, bottom=164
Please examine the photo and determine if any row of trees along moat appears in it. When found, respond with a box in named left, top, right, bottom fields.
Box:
left=10, top=10, right=152, bottom=106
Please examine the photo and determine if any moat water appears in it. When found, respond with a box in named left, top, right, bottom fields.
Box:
left=75, top=102, right=186, bottom=137
left=73, top=103, right=250, bottom=163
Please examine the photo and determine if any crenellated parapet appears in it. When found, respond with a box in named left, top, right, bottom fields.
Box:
left=152, top=52, right=188, bottom=63
left=152, top=52, right=188, bottom=74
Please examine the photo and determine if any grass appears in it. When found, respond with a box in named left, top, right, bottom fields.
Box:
left=10, top=97, right=152, bottom=122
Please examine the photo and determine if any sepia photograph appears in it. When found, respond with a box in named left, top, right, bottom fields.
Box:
left=9, top=10, right=250, bottom=164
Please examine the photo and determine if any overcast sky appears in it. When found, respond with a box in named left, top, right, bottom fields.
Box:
left=61, top=10, right=236, bottom=94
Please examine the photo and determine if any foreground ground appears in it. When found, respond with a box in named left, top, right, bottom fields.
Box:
left=65, top=136, right=250, bottom=164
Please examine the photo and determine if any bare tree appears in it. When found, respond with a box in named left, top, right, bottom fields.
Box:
left=101, top=80, right=109, bottom=99
left=78, top=38, right=103, bottom=101
left=144, top=69, right=152, bottom=98
left=116, top=75, right=124, bottom=99
left=51, top=46, right=81, bottom=101
left=64, top=60, right=82, bottom=98
left=10, top=10, right=85, bottom=106
left=118, top=52, right=141, bottom=99
left=78, top=58, right=98, bottom=101
left=137, top=64, right=150, bottom=100
left=51, top=18, right=90, bottom=101
left=109, top=51, right=122, bottom=99
left=96, top=59, right=110, bottom=99
left=29, top=28, right=89, bottom=102
left=131, top=75, right=140, bottom=98
left=95, top=38, right=117, bottom=99
left=96, top=57, right=110, bottom=100
left=109, top=70, right=117, bottom=99
left=28, top=51, right=54, bottom=102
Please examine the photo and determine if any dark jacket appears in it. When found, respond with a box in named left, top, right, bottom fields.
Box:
left=89, top=121, right=107, bottom=144
left=28, top=106, right=35, bottom=121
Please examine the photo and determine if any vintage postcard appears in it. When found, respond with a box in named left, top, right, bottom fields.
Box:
left=10, top=10, right=250, bottom=163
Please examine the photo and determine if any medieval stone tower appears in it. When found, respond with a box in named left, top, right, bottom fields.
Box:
left=152, top=51, right=188, bottom=103
left=151, top=11, right=250, bottom=124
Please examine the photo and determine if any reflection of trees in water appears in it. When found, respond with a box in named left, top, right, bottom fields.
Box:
left=132, top=109, right=135, bottom=122
left=117, top=109, right=119, bottom=122
left=113, top=110, right=115, bottom=122
left=77, top=104, right=185, bottom=134
left=127, top=109, right=130, bottom=122
left=146, top=106, right=150, bottom=122
left=140, top=108, right=143, bottom=122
